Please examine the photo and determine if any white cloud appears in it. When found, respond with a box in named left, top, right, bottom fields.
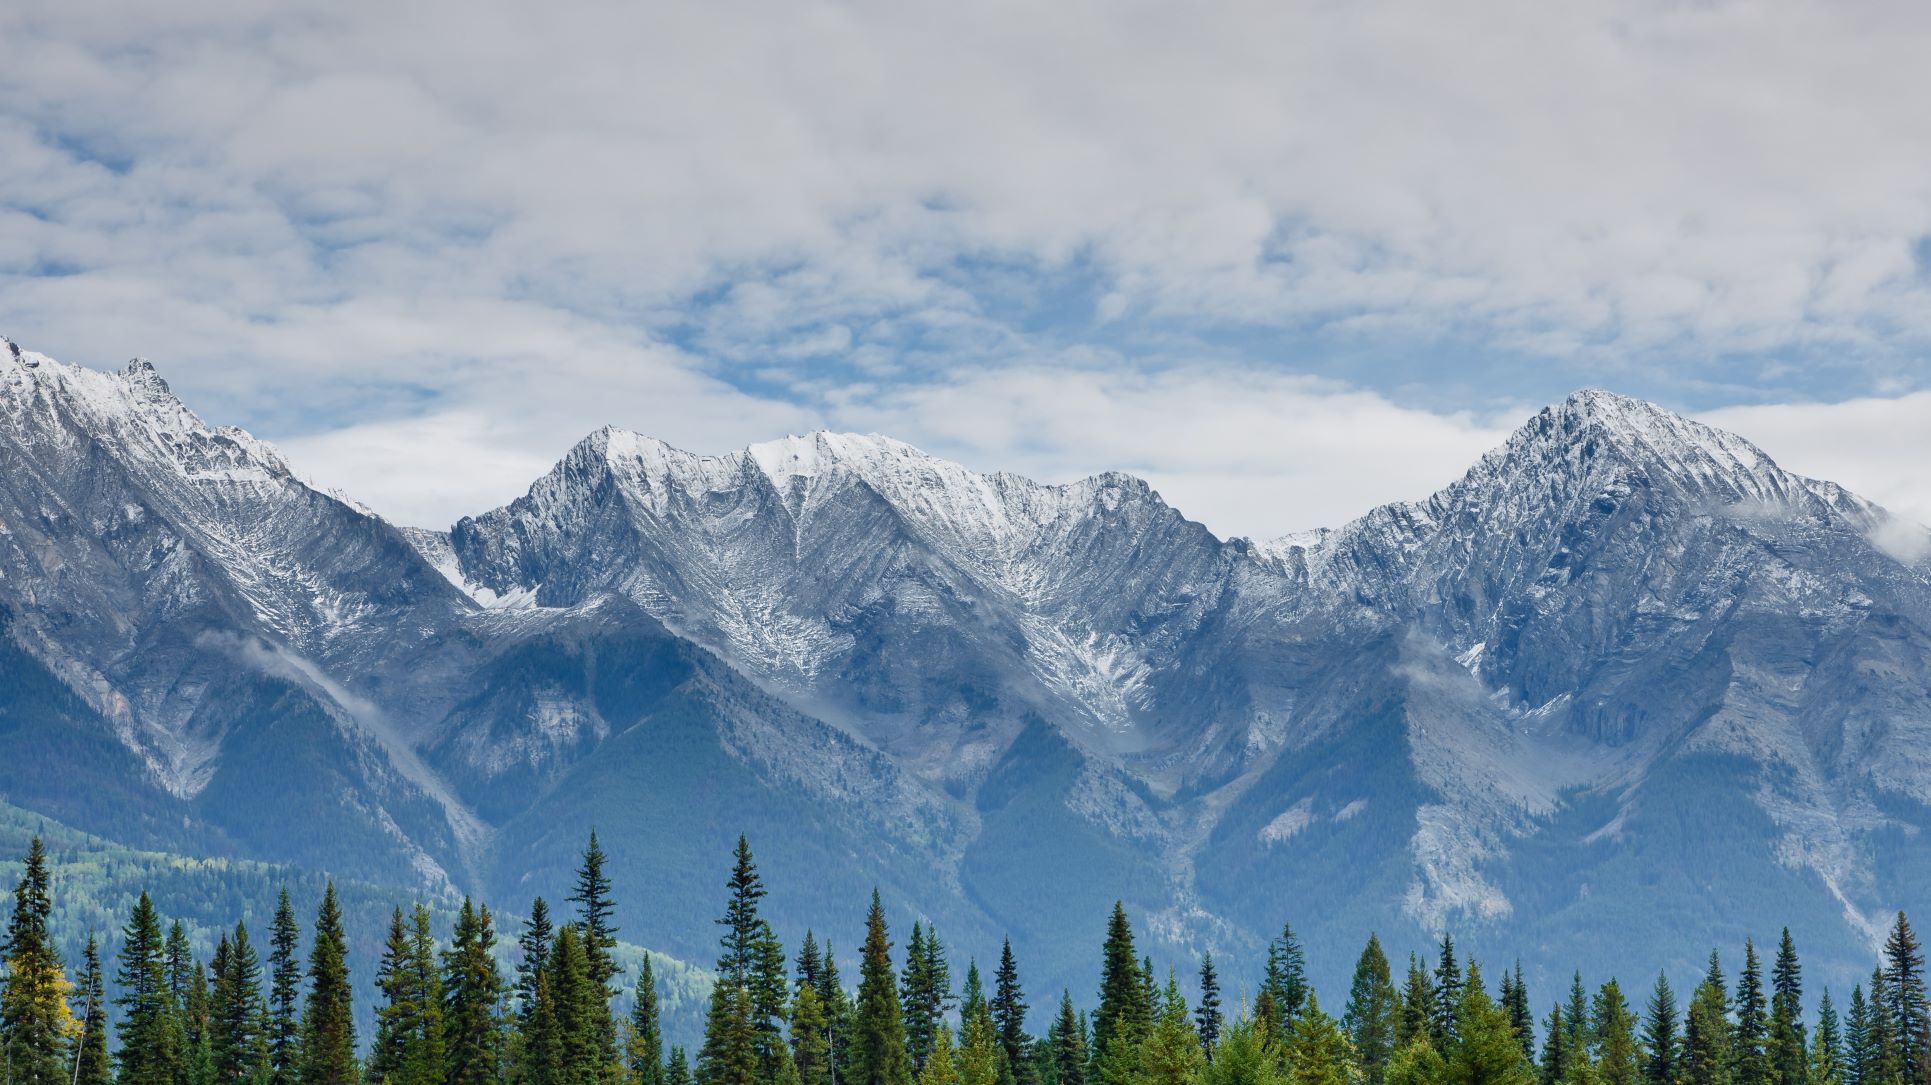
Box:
left=1701, top=394, right=1931, bottom=530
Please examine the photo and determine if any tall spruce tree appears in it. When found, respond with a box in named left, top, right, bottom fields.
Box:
left=1882, top=914, right=1926, bottom=1085
left=370, top=908, right=413, bottom=1085
left=73, top=933, right=112, bottom=1085
left=210, top=921, right=268, bottom=1085
left=1540, top=1003, right=1569, bottom=1085
left=850, top=892, right=911, bottom=1085
left=573, top=834, right=623, bottom=1085
left=116, top=892, right=179, bottom=1085
left=552, top=925, right=603, bottom=1085
left=298, top=883, right=355, bottom=1085
left=1735, top=940, right=1772, bottom=1085
left=1090, top=903, right=1146, bottom=1081
left=519, top=900, right=557, bottom=1021
left=793, top=979, right=832, bottom=1085
left=1, top=838, right=71, bottom=1085
left=1050, top=994, right=1088, bottom=1085
left=1811, top=991, right=1843, bottom=1085
left=444, top=899, right=505, bottom=1085
left=1685, top=957, right=1733, bottom=1085
left=1287, top=993, right=1351, bottom=1085
left=1450, top=967, right=1533, bottom=1085
left=900, top=926, right=951, bottom=1075
left=1263, top=926, right=1309, bottom=1024
left=1595, top=980, right=1639, bottom=1085
left=1197, top=954, right=1224, bottom=1061
left=631, top=955, right=666, bottom=1085
left=1502, top=965, right=1535, bottom=1062
left=268, top=889, right=303, bottom=1085
left=1770, top=930, right=1807, bottom=1085
left=1845, top=986, right=1871, bottom=1085
left=1138, top=974, right=1205, bottom=1085
left=1344, top=934, right=1398, bottom=1085
left=1643, top=973, right=1681, bottom=1085
left=1396, top=955, right=1434, bottom=1052
left=1434, top=935, right=1464, bottom=1051
left=991, top=939, right=1034, bottom=1085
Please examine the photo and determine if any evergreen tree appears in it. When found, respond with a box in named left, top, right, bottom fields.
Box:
left=668, top=1050, right=691, bottom=1085
left=1769, top=931, right=1805, bottom=1085
left=794, top=979, right=832, bottom=1085
left=1435, top=936, right=1464, bottom=1051
left=1285, top=993, right=1350, bottom=1085
left=1090, top=904, right=1146, bottom=1081
left=1198, top=954, right=1224, bottom=1061
left=1137, top=973, right=1203, bottom=1085
left=902, top=925, right=936, bottom=1074
left=73, top=933, right=112, bottom=1085
left=1450, top=966, right=1533, bottom=1085
left=518, top=901, right=557, bottom=1022
left=1542, top=1004, right=1569, bottom=1085
left=1345, top=934, right=1399, bottom=1085
left=718, top=838, right=769, bottom=987
left=1845, top=987, right=1871, bottom=1085
left=1263, top=927, right=1309, bottom=1025
left=851, top=892, right=912, bottom=1085
left=210, top=921, right=268, bottom=1085
left=1, top=838, right=73, bottom=1085
left=552, top=925, right=604, bottom=1085
left=444, top=899, right=505, bottom=1085
left=1386, top=1035, right=1446, bottom=1085
left=632, top=955, right=666, bottom=1085
left=700, top=984, right=761, bottom=1085
left=1049, top=994, right=1088, bottom=1085
left=1397, top=956, right=1435, bottom=1052
left=1199, top=1015, right=1280, bottom=1085
left=991, top=939, right=1033, bottom=1085
left=1865, top=969, right=1901, bottom=1085
left=1734, top=941, right=1771, bottom=1085
left=1684, top=959, right=1732, bottom=1085
left=916, top=1027, right=957, bottom=1085
left=524, top=968, right=563, bottom=1085
left=1882, top=915, right=1926, bottom=1085
left=957, top=999, right=1003, bottom=1085
left=298, top=883, right=356, bottom=1085
left=117, top=892, right=180, bottom=1085
left=1567, top=975, right=1594, bottom=1075
left=818, top=941, right=854, bottom=1085
left=1595, top=981, right=1638, bottom=1085
left=1503, top=965, right=1535, bottom=1063
left=370, top=908, right=413, bottom=1085
left=1810, top=992, right=1843, bottom=1085
left=268, top=889, right=303, bottom=1085
left=572, top=834, right=623, bottom=1085
left=184, top=954, right=214, bottom=1085
left=1642, top=973, right=1680, bottom=1085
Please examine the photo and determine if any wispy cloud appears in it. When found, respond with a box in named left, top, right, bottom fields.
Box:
left=5, top=0, right=1931, bottom=536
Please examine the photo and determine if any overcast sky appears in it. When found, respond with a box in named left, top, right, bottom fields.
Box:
left=5, top=1, right=1931, bottom=538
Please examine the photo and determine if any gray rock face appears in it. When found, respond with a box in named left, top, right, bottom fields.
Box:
left=5, top=337, right=1930, bottom=992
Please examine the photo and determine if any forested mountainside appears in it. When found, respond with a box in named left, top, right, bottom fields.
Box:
left=5, top=334, right=1931, bottom=1003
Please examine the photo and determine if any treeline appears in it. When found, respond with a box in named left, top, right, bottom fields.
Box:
left=2, top=833, right=1928, bottom=1085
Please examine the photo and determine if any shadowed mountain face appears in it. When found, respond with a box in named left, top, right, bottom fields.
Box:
left=5, top=336, right=1930, bottom=995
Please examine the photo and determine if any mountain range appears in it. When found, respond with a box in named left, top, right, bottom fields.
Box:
left=5, top=333, right=1930, bottom=1001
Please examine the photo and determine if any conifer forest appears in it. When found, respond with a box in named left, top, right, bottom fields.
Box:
left=2, top=833, right=1923, bottom=1085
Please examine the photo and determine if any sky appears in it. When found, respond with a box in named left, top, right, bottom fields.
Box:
left=4, top=0, right=1931, bottom=538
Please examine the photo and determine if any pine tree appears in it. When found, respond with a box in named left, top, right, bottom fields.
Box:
left=851, top=892, right=912, bottom=1085
left=632, top=955, right=667, bottom=1085
left=444, top=899, right=505, bottom=1085
left=818, top=941, right=854, bottom=1085
left=1090, top=904, right=1146, bottom=1083
left=1200, top=1014, right=1280, bottom=1085
left=1397, top=956, right=1435, bottom=1052
left=1595, top=981, right=1638, bottom=1085
left=1263, top=926, right=1309, bottom=1025
left=1866, top=968, right=1901, bottom=1085
left=916, top=1027, right=957, bottom=1085
left=1882, top=915, right=1926, bottom=1085
left=1734, top=941, right=1771, bottom=1085
left=72, top=933, right=111, bottom=1085
left=794, top=978, right=832, bottom=1085
left=1345, top=934, right=1399, bottom=1085
left=1450, top=966, right=1533, bottom=1085
left=519, top=901, right=557, bottom=1022
left=1386, top=1035, right=1446, bottom=1085
left=1810, top=991, right=1843, bottom=1085
left=1685, top=959, right=1732, bottom=1085
left=902, top=925, right=936, bottom=1074
left=117, top=892, right=180, bottom=1085
left=700, top=983, right=762, bottom=1085
left=719, top=838, right=768, bottom=987
left=1769, top=931, right=1806, bottom=1085
left=268, top=888, right=303, bottom=1085
left=524, top=968, right=563, bottom=1085
left=553, top=925, right=604, bottom=1085
left=1845, top=986, right=1871, bottom=1085
left=211, top=920, right=268, bottom=1085
left=1050, top=994, right=1088, bottom=1085
left=1197, top=954, right=1225, bottom=1061
left=1503, top=965, right=1535, bottom=1063
left=669, top=1050, right=692, bottom=1085
left=1642, top=973, right=1680, bottom=1085
left=572, top=834, right=624, bottom=1085
left=1285, top=993, right=1351, bottom=1085
left=299, top=883, right=355, bottom=1085
left=991, top=939, right=1033, bottom=1085
left=958, top=998, right=1003, bottom=1085
left=1434, top=936, right=1464, bottom=1051
left=184, top=952, right=214, bottom=1085
left=1567, top=974, right=1594, bottom=1075
left=370, top=908, right=414, bottom=1085
left=1, top=838, right=73, bottom=1085
left=1542, top=1004, right=1569, bottom=1085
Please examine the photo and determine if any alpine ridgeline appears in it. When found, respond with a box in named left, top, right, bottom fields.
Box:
left=5, top=337, right=1929, bottom=996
